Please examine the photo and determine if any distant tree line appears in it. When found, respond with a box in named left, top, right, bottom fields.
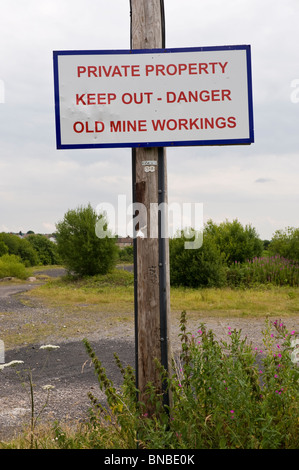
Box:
left=169, top=220, right=299, bottom=288
left=1, top=203, right=298, bottom=287
left=0, top=232, right=60, bottom=267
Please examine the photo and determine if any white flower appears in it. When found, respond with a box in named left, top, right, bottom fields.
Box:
left=42, top=384, right=55, bottom=391
left=0, top=360, right=24, bottom=370
left=290, top=338, right=299, bottom=348
left=39, top=345, right=60, bottom=351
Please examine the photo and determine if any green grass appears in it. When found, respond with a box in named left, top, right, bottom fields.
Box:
left=25, top=269, right=299, bottom=316
left=1, top=268, right=298, bottom=350
left=170, top=285, right=299, bottom=318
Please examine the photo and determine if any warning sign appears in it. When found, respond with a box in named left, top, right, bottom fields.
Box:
left=53, top=45, right=254, bottom=149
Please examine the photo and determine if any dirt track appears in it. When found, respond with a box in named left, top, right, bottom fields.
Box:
left=0, top=269, right=298, bottom=442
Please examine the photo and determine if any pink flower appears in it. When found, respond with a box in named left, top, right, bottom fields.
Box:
left=230, top=410, right=234, bottom=413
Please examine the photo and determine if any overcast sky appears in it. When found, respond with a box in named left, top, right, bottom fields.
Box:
left=0, top=0, right=298, bottom=240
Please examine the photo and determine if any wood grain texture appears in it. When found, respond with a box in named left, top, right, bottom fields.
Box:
left=131, top=1, right=171, bottom=411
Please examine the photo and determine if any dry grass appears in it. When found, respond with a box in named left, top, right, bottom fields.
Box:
left=2, top=270, right=298, bottom=349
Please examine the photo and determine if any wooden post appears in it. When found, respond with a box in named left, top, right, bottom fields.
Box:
left=130, top=0, right=171, bottom=413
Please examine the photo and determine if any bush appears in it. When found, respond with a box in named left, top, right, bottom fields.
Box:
left=169, top=229, right=226, bottom=288
left=0, top=254, right=29, bottom=280
left=118, top=246, right=133, bottom=264
left=227, top=255, right=299, bottom=287
left=56, top=203, right=118, bottom=276
left=0, top=233, right=39, bottom=267
left=26, top=234, right=60, bottom=266
left=52, top=313, right=298, bottom=449
left=0, top=241, right=8, bottom=256
left=205, top=219, right=264, bottom=265
left=269, top=227, right=299, bottom=262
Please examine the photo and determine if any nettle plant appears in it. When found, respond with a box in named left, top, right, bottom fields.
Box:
left=81, top=312, right=298, bottom=450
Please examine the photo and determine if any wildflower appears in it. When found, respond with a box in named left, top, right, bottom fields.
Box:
left=42, top=385, right=55, bottom=391
left=274, top=374, right=278, bottom=378
left=291, top=331, right=295, bottom=335
left=39, top=345, right=60, bottom=351
left=277, top=345, right=280, bottom=349
left=0, top=360, right=24, bottom=370
left=230, top=410, right=234, bottom=414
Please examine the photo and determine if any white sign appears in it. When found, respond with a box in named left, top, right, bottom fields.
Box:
left=53, top=45, right=254, bottom=149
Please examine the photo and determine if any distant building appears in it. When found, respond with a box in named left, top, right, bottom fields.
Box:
left=116, top=236, right=133, bottom=248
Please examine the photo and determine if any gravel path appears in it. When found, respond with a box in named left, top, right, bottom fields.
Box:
left=0, top=269, right=298, bottom=442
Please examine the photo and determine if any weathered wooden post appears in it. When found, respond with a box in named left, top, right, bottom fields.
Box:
left=130, top=0, right=171, bottom=413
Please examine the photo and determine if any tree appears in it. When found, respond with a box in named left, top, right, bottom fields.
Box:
left=0, top=232, right=39, bottom=266
left=169, top=228, right=227, bottom=288
left=0, top=240, right=8, bottom=257
left=268, top=226, right=299, bottom=262
left=205, top=219, right=263, bottom=265
left=27, top=234, right=60, bottom=266
left=55, top=203, right=118, bottom=276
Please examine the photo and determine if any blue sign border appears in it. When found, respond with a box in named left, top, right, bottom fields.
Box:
left=53, top=45, right=254, bottom=149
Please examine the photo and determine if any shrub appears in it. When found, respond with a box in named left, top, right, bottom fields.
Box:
left=60, top=313, right=298, bottom=450
left=205, top=219, right=264, bottom=265
left=269, top=227, right=299, bottom=262
left=118, top=245, right=133, bottom=264
left=27, top=234, right=60, bottom=266
left=0, top=241, right=8, bottom=256
left=0, top=233, right=39, bottom=267
left=56, top=203, right=118, bottom=276
left=169, top=229, right=226, bottom=288
left=227, top=255, right=299, bottom=287
left=0, top=254, right=29, bottom=280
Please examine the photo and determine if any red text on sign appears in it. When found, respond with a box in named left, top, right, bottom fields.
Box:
left=76, top=93, right=116, bottom=105
left=145, top=62, right=228, bottom=76
left=77, top=65, right=141, bottom=78
left=166, top=89, right=231, bottom=103
left=73, top=121, right=105, bottom=133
